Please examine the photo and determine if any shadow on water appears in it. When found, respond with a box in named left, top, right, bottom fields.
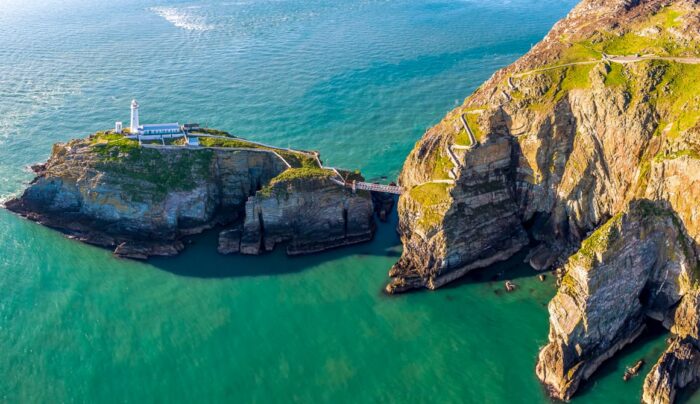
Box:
left=440, top=248, right=551, bottom=288
left=574, top=320, right=668, bottom=400
left=147, top=207, right=402, bottom=279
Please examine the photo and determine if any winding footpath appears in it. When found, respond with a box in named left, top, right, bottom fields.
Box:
left=513, top=54, right=700, bottom=78
left=413, top=53, right=700, bottom=194
left=141, top=133, right=405, bottom=195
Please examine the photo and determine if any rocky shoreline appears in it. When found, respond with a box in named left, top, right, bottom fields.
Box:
left=5, top=131, right=386, bottom=259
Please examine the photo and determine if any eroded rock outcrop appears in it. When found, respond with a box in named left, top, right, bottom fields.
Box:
left=643, top=338, right=700, bottom=404
left=6, top=132, right=376, bottom=258
left=388, top=136, right=528, bottom=293
left=643, top=289, right=700, bottom=403
left=238, top=175, right=374, bottom=255
left=535, top=200, right=697, bottom=400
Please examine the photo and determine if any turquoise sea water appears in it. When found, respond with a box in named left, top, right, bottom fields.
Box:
left=0, top=1, right=694, bottom=402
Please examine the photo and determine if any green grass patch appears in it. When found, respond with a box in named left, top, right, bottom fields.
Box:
left=259, top=167, right=334, bottom=197
left=558, top=41, right=602, bottom=64
left=604, top=63, right=628, bottom=87
left=465, top=113, right=484, bottom=142
left=558, top=64, right=594, bottom=95
left=199, top=137, right=259, bottom=148
left=454, top=129, right=472, bottom=147
left=654, top=149, right=700, bottom=162
left=190, top=128, right=232, bottom=137
left=571, top=212, right=623, bottom=267
left=603, top=32, right=673, bottom=56
left=661, top=7, right=683, bottom=29
left=269, top=167, right=333, bottom=183
left=198, top=136, right=320, bottom=169
left=408, top=182, right=451, bottom=232
left=651, top=63, right=700, bottom=138
left=533, top=64, right=595, bottom=106
left=430, top=150, right=453, bottom=181
left=90, top=131, right=140, bottom=156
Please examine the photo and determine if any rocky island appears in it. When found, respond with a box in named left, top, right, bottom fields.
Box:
left=388, top=0, right=700, bottom=402
left=6, top=128, right=379, bottom=259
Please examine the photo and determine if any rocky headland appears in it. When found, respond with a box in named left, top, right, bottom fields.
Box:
left=6, top=130, right=377, bottom=259
left=388, top=0, right=700, bottom=401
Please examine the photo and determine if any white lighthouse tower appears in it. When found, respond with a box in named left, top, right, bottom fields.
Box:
left=130, top=99, right=140, bottom=134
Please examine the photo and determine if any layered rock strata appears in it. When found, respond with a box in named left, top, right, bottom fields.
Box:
left=390, top=0, right=700, bottom=293
left=643, top=289, right=700, bottom=403
left=535, top=200, right=697, bottom=401
left=237, top=176, right=374, bottom=255
left=6, top=133, right=375, bottom=258
left=387, top=0, right=700, bottom=400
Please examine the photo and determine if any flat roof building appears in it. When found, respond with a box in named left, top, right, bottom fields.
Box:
left=140, top=123, right=181, bottom=135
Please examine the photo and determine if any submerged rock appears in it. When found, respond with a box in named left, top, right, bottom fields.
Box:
left=371, top=190, right=395, bottom=222
left=624, top=359, right=645, bottom=381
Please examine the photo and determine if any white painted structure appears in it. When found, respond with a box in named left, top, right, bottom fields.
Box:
left=130, top=99, right=140, bottom=134
left=115, top=121, right=123, bottom=134
left=140, top=123, right=181, bottom=135
left=122, top=100, right=185, bottom=141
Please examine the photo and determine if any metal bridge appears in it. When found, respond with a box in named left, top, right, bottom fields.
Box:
left=330, top=178, right=404, bottom=195
left=353, top=181, right=403, bottom=195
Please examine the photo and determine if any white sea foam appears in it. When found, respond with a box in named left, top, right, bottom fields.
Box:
left=150, top=6, right=215, bottom=32
left=0, top=190, right=20, bottom=205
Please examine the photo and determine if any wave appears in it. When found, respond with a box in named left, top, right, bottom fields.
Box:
left=150, top=6, right=215, bottom=32
left=0, top=191, right=18, bottom=205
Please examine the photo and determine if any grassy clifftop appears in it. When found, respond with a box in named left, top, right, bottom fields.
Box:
left=86, top=130, right=340, bottom=199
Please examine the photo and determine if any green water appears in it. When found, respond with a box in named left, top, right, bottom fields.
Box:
left=0, top=208, right=678, bottom=402
left=0, top=0, right=694, bottom=402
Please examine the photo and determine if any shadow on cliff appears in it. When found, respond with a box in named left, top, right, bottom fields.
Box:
left=147, top=210, right=402, bottom=279
left=573, top=321, right=668, bottom=399
left=433, top=100, right=578, bottom=290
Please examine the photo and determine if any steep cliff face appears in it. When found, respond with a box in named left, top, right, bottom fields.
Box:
left=238, top=174, right=374, bottom=255
left=643, top=289, right=700, bottom=403
left=388, top=136, right=528, bottom=293
left=6, top=132, right=375, bottom=258
left=535, top=200, right=697, bottom=400
left=390, top=0, right=700, bottom=400
left=392, top=0, right=700, bottom=293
